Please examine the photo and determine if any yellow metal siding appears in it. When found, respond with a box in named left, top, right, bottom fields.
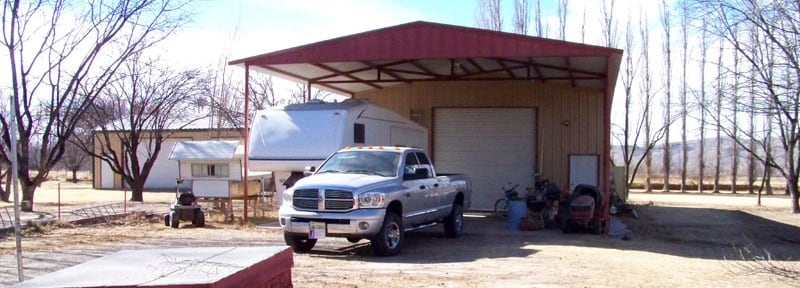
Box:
left=356, top=81, right=604, bottom=190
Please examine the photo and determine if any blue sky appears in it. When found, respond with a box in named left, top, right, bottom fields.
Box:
left=152, top=0, right=673, bottom=138
left=157, top=0, right=588, bottom=67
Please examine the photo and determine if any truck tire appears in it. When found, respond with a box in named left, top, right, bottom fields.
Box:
left=370, top=212, right=403, bottom=256
left=284, top=233, right=317, bottom=253
left=444, top=203, right=464, bottom=238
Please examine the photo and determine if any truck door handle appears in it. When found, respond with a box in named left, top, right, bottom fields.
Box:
left=433, top=184, right=439, bottom=188
left=419, top=185, right=426, bottom=189
left=404, top=192, right=411, bottom=197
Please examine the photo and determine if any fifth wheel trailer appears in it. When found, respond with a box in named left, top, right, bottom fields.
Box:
left=248, top=99, right=428, bottom=201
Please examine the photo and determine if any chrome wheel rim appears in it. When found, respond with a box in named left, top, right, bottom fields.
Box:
left=385, top=222, right=401, bottom=248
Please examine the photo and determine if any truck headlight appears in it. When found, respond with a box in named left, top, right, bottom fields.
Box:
left=359, top=192, right=385, bottom=208
left=283, top=191, right=293, bottom=205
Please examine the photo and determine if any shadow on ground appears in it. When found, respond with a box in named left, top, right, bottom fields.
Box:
left=304, top=206, right=800, bottom=262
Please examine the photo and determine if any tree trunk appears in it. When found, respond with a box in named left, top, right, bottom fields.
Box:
left=788, top=177, right=799, bottom=213
left=21, top=182, right=36, bottom=212
left=765, top=166, right=773, bottom=195
left=131, top=182, right=144, bottom=202
left=71, top=169, right=78, bottom=184
left=0, top=172, right=10, bottom=202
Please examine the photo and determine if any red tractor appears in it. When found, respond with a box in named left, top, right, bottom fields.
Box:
left=560, top=184, right=603, bottom=234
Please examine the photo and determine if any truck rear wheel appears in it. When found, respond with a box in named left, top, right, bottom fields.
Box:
left=284, top=233, right=317, bottom=253
left=444, top=203, right=464, bottom=238
left=370, top=212, right=403, bottom=256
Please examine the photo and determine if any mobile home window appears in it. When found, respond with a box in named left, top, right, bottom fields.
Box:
left=191, top=164, right=230, bottom=178
left=354, top=123, right=365, bottom=144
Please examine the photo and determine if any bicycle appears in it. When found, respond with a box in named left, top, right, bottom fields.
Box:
left=494, top=183, right=520, bottom=218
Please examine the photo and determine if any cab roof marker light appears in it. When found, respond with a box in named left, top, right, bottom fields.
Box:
left=344, top=146, right=351, bottom=150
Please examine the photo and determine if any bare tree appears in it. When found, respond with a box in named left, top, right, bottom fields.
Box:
left=747, top=48, right=757, bottom=195
left=697, top=18, right=710, bottom=193
left=0, top=0, right=191, bottom=211
left=513, top=0, right=530, bottom=35
left=61, top=134, right=90, bottom=183
left=0, top=99, right=9, bottom=201
left=691, top=0, right=800, bottom=212
left=75, top=56, right=206, bottom=201
left=731, top=24, right=741, bottom=194
left=615, top=10, right=667, bottom=189
left=641, top=8, right=655, bottom=193
left=534, top=0, right=544, bottom=37
left=206, top=60, right=284, bottom=132
left=714, top=37, right=724, bottom=194
left=679, top=0, right=689, bottom=193
left=660, top=0, right=673, bottom=192
left=290, top=83, right=332, bottom=104
left=580, top=4, right=587, bottom=43
left=557, top=0, right=569, bottom=40
left=476, top=0, right=503, bottom=31
left=601, top=0, right=617, bottom=47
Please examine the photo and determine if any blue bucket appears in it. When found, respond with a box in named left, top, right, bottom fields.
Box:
left=507, top=200, right=528, bottom=230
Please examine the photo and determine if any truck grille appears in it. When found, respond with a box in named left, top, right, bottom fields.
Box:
left=292, top=189, right=354, bottom=211
left=324, top=189, right=355, bottom=211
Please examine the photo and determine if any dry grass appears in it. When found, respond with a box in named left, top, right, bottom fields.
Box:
left=0, top=212, right=164, bottom=255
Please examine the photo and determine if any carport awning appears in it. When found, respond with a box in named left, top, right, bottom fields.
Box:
left=229, top=21, right=622, bottom=96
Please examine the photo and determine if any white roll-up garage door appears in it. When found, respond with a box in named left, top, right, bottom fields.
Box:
left=434, top=108, right=536, bottom=210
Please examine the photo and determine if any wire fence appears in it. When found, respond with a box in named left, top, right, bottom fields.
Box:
left=0, top=206, right=15, bottom=229
left=71, top=203, right=125, bottom=219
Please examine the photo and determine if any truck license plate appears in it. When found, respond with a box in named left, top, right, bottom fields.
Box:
left=309, top=221, right=326, bottom=239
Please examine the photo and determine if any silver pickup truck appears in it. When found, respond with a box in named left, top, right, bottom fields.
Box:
left=278, top=146, right=471, bottom=256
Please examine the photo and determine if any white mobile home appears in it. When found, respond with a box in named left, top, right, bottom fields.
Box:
left=248, top=99, right=427, bottom=194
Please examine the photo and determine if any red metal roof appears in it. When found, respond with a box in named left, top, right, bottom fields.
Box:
left=230, top=21, right=622, bottom=95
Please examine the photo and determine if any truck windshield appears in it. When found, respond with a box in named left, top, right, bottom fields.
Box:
left=317, top=151, right=400, bottom=177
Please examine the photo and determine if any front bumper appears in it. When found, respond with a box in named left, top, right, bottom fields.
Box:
left=279, top=205, right=386, bottom=237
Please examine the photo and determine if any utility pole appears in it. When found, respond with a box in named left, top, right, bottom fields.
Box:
left=10, top=95, right=24, bottom=282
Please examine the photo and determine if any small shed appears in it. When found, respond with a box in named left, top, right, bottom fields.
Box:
left=169, top=140, right=271, bottom=219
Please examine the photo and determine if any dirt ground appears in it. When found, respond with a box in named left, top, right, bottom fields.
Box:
left=0, top=181, right=799, bottom=287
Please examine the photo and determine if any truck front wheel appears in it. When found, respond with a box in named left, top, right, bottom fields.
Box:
left=284, top=233, right=317, bottom=253
left=370, top=212, right=404, bottom=256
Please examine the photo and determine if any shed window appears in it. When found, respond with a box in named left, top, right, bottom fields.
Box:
left=191, top=164, right=229, bottom=178
left=354, top=123, right=365, bottom=144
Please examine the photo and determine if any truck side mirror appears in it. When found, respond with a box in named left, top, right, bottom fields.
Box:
left=304, top=166, right=316, bottom=176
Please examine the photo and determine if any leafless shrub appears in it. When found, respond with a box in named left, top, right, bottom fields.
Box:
left=724, top=244, right=800, bottom=285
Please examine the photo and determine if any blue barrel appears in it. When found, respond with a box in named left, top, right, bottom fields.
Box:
left=507, top=200, right=528, bottom=230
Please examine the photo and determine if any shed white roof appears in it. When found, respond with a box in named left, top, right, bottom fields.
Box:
left=169, top=140, right=240, bottom=161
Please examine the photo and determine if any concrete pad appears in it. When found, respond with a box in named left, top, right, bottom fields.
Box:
left=14, top=246, right=292, bottom=287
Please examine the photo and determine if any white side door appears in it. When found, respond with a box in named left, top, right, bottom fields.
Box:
left=569, top=154, right=599, bottom=192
